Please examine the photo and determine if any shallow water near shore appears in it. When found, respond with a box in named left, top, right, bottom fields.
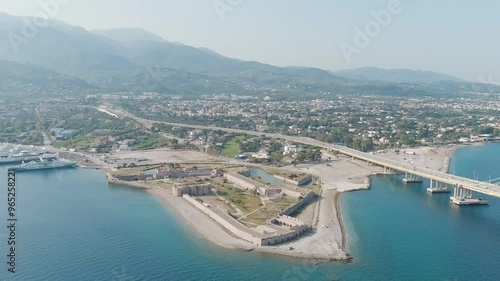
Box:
left=0, top=143, right=498, bottom=280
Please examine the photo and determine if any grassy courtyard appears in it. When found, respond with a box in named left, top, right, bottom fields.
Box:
left=221, top=136, right=245, bottom=158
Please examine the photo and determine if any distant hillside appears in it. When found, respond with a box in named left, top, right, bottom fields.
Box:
left=0, top=60, right=92, bottom=94
left=336, top=67, right=465, bottom=83
left=0, top=12, right=135, bottom=83
left=0, top=13, right=352, bottom=96
left=92, top=28, right=166, bottom=43
left=104, top=66, right=246, bottom=96
left=0, top=12, right=499, bottom=97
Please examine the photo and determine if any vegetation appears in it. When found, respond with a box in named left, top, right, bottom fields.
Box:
left=221, top=136, right=245, bottom=158
left=294, top=148, right=323, bottom=163
left=241, top=196, right=297, bottom=226
left=131, top=133, right=169, bottom=150
left=53, top=135, right=88, bottom=150
left=214, top=180, right=261, bottom=213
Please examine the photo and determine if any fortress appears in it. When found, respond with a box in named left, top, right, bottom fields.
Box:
left=184, top=171, right=316, bottom=247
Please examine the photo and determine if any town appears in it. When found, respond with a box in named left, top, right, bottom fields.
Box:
left=1, top=92, right=499, bottom=158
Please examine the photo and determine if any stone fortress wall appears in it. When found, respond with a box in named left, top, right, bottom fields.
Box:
left=173, top=183, right=212, bottom=197
left=274, top=174, right=313, bottom=186
left=183, top=195, right=262, bottom=245
left=260, top=215, right=308, bottom=246
left=281, top=191, right=316, bottom=216
left=225, top=172, right=265, bottom=191
left=184, top=170, right=316, bottom=247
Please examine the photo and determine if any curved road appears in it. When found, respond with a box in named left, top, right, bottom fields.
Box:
left=106, top=107, right=500, bottom=199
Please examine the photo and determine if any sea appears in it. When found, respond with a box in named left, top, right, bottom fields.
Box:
left=0, top=143, right=499, bottom=281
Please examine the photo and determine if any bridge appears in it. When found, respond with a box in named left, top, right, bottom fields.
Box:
left=106, top=107, right=500, bottom=206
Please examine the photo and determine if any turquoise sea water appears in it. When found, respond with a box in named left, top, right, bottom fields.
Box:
left=0, top=143, right=499, bottom=280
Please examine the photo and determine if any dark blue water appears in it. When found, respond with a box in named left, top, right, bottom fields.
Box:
left=0, top=143, right=498, bottom=280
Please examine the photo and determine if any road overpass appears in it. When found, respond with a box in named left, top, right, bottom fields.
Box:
left=107, top=107, right=500, bottom=206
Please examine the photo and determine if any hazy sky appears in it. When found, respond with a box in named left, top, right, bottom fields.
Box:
left=1, top=0, right=499, bottom=82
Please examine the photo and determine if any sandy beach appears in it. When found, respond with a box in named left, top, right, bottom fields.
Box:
left=267, top=158, right=384, bottom=260
left=149, top=188, right=256, bottom=251
left=135, top=158, right=386, bottom=261
left=378, top=145, right=456, bottom=173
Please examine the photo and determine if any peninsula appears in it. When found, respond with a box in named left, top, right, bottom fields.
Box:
left=52, top=142, right=454, bottom=261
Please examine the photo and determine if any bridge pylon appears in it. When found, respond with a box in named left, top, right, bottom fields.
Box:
left=383, top=166, right=397, bottom=175
left=403, top=172, right=423, bottom=184
left=450, top=185, right=489, bottom=206
left=427, top=179, right=450, bottom=193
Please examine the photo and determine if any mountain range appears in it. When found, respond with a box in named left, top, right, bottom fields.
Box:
left=0, top=59, right=91, bottom=94
left=335, top=67, right=465, bottom=83
left=0, top=12, right=498, bottom=98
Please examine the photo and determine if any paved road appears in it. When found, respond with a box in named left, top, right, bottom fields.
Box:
left=107, top=107, right=500, bottom=199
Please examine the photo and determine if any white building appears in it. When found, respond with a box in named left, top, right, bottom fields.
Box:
left=117, top=144, right=131, bottom=151
left=283, top=145, right=302, bottom=155
left=458, top=137, right=471, bottom=143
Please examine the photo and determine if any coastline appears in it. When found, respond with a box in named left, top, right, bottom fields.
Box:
left=148, top=185, right=354, bottom=261
left=106, top=170, right=356, bottom=261
left=103, top=144, right=457, bottom=261
left=147, top=188, right=255, bottom=251
left=107, top=172, right=153, bottom=189
left=0, top=142, right=488, bottom=263
left=336, top=192, right=347, bottom=252
left=335, top=177, right=374, bottom=256
left=85, top=144, right=464, bottom=261
left=333, top=144, right=458, bottom=258
left=265, top=159, right=381, bottom=261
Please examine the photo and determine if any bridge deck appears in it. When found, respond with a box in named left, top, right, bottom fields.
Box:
left=112, top=108, right=500, bottom=199
left=288, top=137, right=500, bottom=198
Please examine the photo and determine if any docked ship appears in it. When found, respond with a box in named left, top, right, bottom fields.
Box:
left=11, top=160, right=77, bottom=172
left=0, top=149, right=56, bottom=165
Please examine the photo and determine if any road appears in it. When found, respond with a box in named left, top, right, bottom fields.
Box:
left=106, top=107, right=500, bottom=199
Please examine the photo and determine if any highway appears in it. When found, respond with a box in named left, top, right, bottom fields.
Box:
left=107, top=107, right=500, bottom=199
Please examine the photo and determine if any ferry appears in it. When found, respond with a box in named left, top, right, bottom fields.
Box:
left=0, top=154, right=57, bottom=165
left=0, top=147, right=56, bottom=165
left=11, top=160, right=77, bottom=172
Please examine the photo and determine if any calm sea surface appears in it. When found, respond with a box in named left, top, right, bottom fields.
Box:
left=0, top=143, right=499, bottom=280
